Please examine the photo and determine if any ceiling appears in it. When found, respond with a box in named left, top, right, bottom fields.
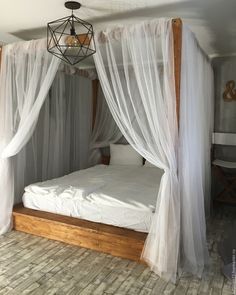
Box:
left=0, top=0, right=236, bottom=61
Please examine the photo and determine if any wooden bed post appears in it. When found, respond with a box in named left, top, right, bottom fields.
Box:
left=92, top=78, right=99, bottom=130
left=172, top=18, right=182, bottom=128
left=0, top=46, right=2, bottom=70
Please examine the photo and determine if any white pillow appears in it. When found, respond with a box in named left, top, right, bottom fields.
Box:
left=144, top=160, right=157, bottom=168
left=110, top=144, right=143, bottom=166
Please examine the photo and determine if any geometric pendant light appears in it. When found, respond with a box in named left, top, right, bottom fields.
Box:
left=47, top=1, right=96, bottom=65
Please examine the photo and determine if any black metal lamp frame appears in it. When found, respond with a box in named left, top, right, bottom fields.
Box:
left=47, top=1, right=96, bottom=65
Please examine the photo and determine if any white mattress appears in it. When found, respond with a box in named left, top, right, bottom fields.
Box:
left=23, top=165, right=163, bottom=232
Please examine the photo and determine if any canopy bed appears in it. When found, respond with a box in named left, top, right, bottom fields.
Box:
left=0, top=18, right=214, bottom=283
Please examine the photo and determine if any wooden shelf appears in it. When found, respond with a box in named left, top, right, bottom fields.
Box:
left=13, top=204, right=147, bottom=262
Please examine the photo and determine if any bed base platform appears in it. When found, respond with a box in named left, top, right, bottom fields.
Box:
left=13, top=204, right=147, bottom=262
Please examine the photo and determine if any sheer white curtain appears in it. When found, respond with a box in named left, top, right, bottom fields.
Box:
left=40, top=72, right=69, bottom=180
left=93, top=19, right=180, bottom=281
left=179, top=25, right=214, bottom=275
left=89, top=84, right=122, bottom=165
left=0, top=39, right=60, bottom=234
left=14, top=71, right=93, bottom=203
left=66, top=74, right=93, bottom=172
left=39, top=72, right=92, bottom=180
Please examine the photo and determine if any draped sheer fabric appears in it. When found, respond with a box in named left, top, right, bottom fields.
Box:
left=0, top=39, right=60, bottom=234
left=14, top=72, right=93, bottom=203
left=89, top=85, right=123, bottom=165
left=179, top=25, right=214, bottom=275
left=93, top=19, right=180, bottom=282
left=39, top=72, right=92, bottom=179
left=1, top=40, right=60, bottom=158
left=0, top=39, right=93, bottom=233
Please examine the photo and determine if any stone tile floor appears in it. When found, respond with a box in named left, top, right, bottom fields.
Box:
left=0, top=206, right=235, bottom=294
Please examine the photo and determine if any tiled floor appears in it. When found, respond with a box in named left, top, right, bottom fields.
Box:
left=0, top=206, right=235, bottom=294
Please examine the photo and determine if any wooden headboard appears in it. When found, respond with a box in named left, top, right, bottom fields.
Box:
left=101, top=155, right=146, bottom=165
left=101, top=155, right=110, bottom=165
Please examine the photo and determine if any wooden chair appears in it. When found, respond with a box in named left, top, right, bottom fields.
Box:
left=212, top=132, right=236, bottom=204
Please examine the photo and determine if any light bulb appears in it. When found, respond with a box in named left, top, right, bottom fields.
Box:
left=66, top=35, right=80, bottom=47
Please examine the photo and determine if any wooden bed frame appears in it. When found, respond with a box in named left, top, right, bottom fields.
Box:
left=13, top=203, right=147, bottom=262
left=9, top=18, right=182, bottom=263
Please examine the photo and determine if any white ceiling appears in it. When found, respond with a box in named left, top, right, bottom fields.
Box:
left=0, top=0, right=236, bottom=58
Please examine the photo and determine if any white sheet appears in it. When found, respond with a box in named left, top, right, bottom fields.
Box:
left=24, top=165, right=107, bottom=199
left=23, top=165, right=163, bottom=232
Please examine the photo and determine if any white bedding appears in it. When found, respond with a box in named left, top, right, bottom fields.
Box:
left=23, top=165, right=163, bottom=232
